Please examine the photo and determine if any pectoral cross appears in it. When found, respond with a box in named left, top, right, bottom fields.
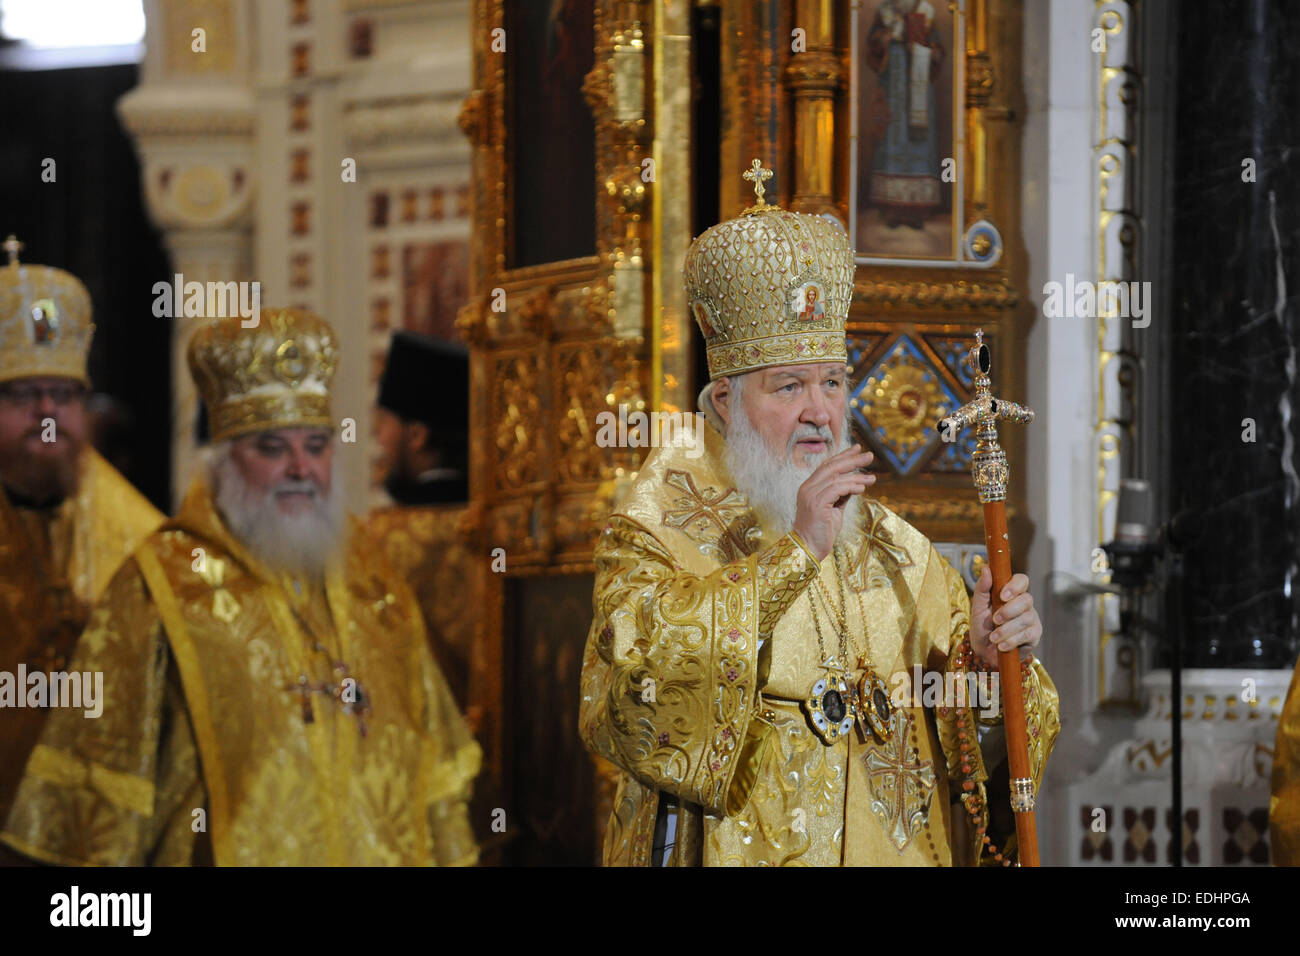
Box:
left=743, top=159, right=773, bottom=206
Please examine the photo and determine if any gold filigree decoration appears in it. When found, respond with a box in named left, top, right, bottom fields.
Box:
left=853, top=277, right=1018, bottom=311
left=493, top=354, right=541, bottom=489
left=869, top=494, right=986, bottom=524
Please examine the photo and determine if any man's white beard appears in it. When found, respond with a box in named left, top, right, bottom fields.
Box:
left=209, top=444, right=345, bottom=580
left=723, top=384, right=862, bottom=547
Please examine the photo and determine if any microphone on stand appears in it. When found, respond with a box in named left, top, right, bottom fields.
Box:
left=1105, top=479, right=1157, bottom=589
left=1101, top=478, right=1189, bottom=867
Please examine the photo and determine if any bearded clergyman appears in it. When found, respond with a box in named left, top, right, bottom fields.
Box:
left=0, top=237, right=162, bottom=862
left=578, top=165, right=1060, bottom=866
left=1, top=309, right=479, bottom=866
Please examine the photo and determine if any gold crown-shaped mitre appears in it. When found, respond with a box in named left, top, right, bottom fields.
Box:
left=684, top=161, right=855, bottom=380
left=0, top=236, right=95, bottom=386
left=187, top=308, right=339, bottom=442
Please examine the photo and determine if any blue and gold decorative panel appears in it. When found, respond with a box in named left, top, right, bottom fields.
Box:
left=846, top=333, right=884, bottom=376
left=929, top=429, right=977, bottom=472
left=925, top=334, right=983, bottom=391
left=850, top=334, right=960, bottom=475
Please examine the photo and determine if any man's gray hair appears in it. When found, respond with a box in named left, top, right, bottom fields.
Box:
left=697, top=371, right=750, bottom=434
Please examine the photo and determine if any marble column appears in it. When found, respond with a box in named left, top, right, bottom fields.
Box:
left=117, top=0, right=256, bottom=507
left=1168, top=0, right=1300, bottom=669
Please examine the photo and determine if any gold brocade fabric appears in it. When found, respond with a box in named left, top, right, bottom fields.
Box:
left=1271, top=657, right=1300, bottom=864
left=0, top=476, right=480, bottom=866
left=365, top=504, right=474, bottom=710
left=0, top=450, right=162, bottom=841
left=579, top=419, right=1060, bottom=866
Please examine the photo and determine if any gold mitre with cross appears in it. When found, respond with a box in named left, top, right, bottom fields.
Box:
left=0, top=235, right=95, bottom=386
left=684, top=160, right=855, bottom=380
left=187, top=308, right=339, bottom=442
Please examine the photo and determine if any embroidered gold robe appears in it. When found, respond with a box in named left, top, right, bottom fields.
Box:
left=579, top=420, right=1060, bottom=866
left=1270, top=657, right=1300, bottom=864
left=0, top=449, right=162, bottom=845
left=365, top=504, right=474, bottom=710
left=1, top=476, right=480, bottom=866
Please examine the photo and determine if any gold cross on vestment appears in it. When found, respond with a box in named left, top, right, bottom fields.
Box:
left=660, top=468, right=758, bottom=562
left=743, top=159, right=773, bottom=205
left=862, top=709, right=937, bottom=851
left=843, top=504, right=913, bottom=591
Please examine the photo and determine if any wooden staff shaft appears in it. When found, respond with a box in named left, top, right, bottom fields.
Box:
left=982, top=500, right=1039, bottom=866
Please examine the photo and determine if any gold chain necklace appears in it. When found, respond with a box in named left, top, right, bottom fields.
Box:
left=803, top=546, right=893, bottom=746
left=281, top=577, right=372, bottom=736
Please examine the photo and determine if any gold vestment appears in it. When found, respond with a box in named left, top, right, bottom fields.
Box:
left=365, top=504, right=474, bottom=710
left=579, top=420, right=1060, bottom=866
left=1271, top=658, right=1300, bottom=864
left=0, top=450, right=162, bottom=839
left=1, top=476, right=480, bottom=866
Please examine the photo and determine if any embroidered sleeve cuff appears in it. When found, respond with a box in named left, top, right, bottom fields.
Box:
left=756, top=532, right=822, bottom=635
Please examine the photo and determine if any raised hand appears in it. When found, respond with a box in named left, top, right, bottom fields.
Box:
left=792, top=444, right=876, bottom=561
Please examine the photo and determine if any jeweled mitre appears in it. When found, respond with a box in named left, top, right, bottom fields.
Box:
left=187, top=308, right=339, bottom=442
left=0, top=236, right=94, bottom=386
left=684, top=162, right=855, bottom=380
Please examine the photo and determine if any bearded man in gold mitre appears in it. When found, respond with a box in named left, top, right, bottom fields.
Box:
left=0, top=237, right=162, bottom=863
left=579, top=164, right=1061, bottom=866
left=1, top=309, right=480, bottom=866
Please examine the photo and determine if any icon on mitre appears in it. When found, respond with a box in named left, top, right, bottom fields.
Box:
left=793, top=282, right=825, bottom=322
left=692, top=300, right=721, bottom=338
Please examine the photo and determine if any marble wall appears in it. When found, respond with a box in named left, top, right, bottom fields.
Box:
left=1029, top=0, right=1298, bottom=866
left=1167, top=0, right=1300, bottom=670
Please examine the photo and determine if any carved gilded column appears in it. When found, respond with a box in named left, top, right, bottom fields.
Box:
left=588, top=8, right=651, bottom=345
left=787, top=0, right=840, bottom=218
left=459, top=0, right=656, bottom=859
left=118, top=0, right=256, bottom=504
left=1093, top=0, right=1140, bottom=706
left=651, top=0, right=691, bottom=414
left=720, top=1, right=786, bottom=216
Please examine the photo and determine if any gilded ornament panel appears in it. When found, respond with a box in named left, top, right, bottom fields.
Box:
left=465, top=0, right=661, bottom=861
